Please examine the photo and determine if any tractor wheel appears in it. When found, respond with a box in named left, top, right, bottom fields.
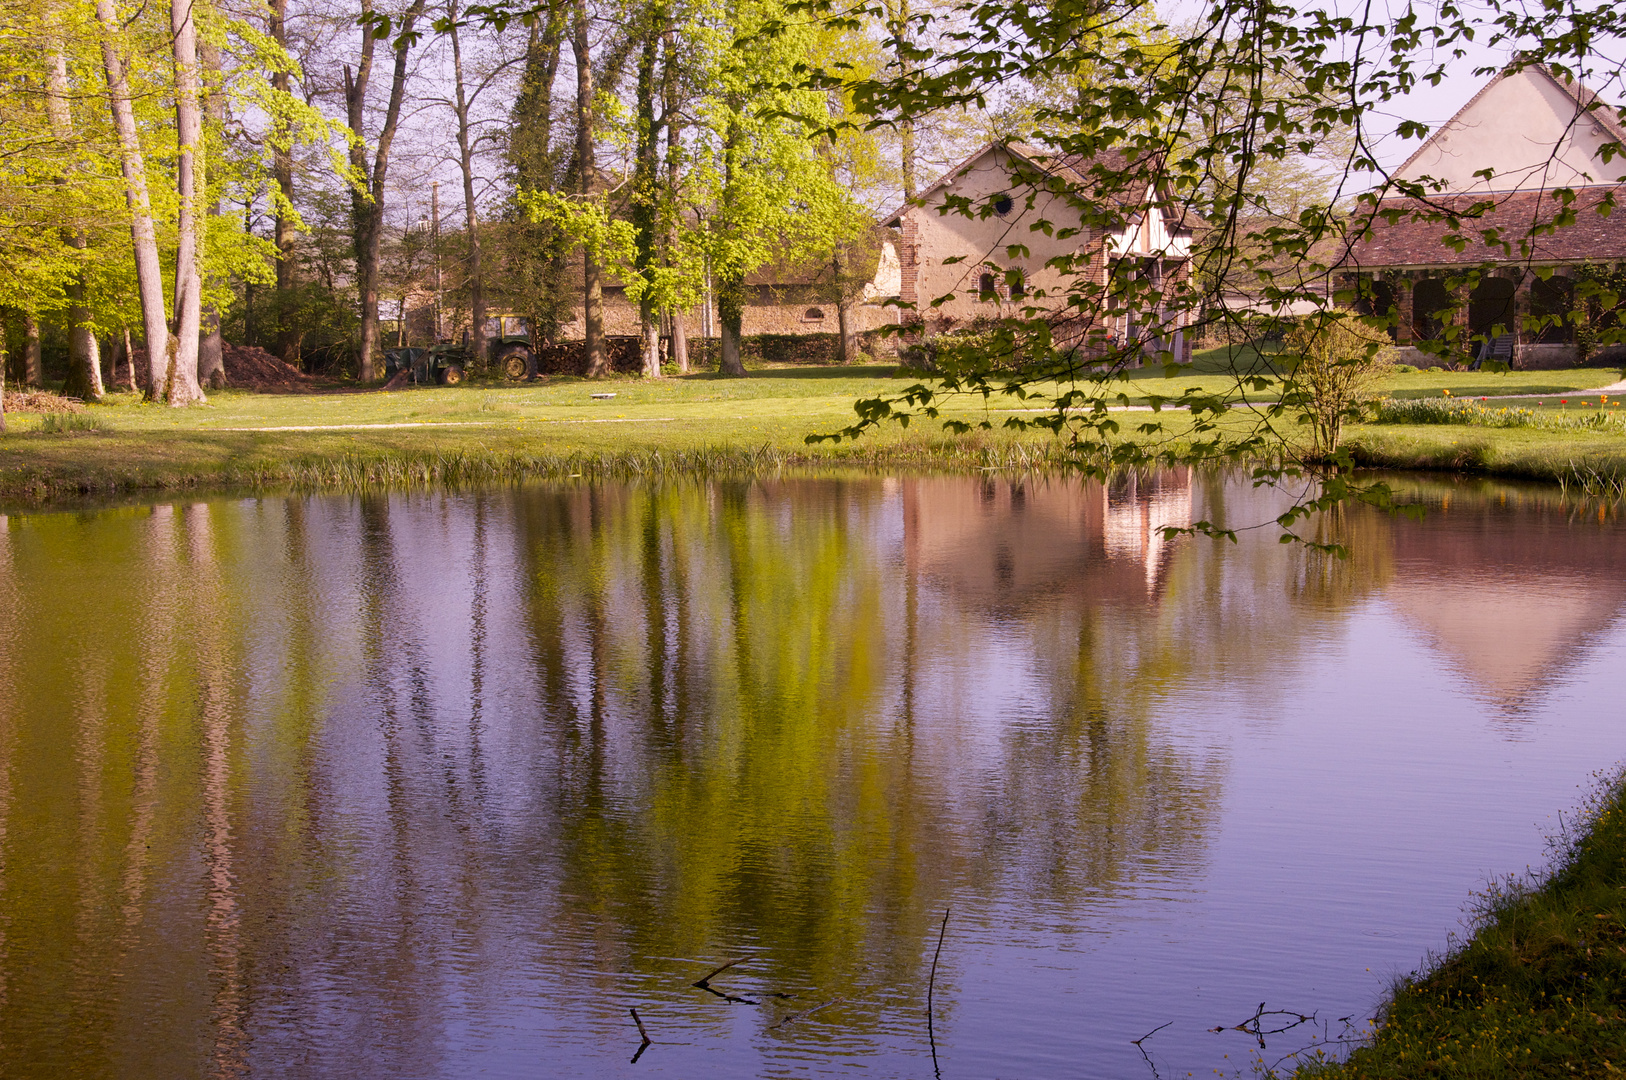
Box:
left=438, top=364, right=464, bottom=386
left=500, top=348, right=529, bottom=380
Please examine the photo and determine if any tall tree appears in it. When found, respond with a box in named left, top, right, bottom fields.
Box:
left=198, top=39, right=227, bottom=390
left=267, top=0, right=299, bottom=361
left=505, top=11, right=568, bottom=357
left=570, top=0, right=606, bottom=376
left=699, top=0, right=868, bottom=377
left=344, top=0, right=428, bottom=381
left=164, top=0, right=207, bottom=405
left=93, top=0, right=173, bottom=403
left=46, top=36, right=104, bottom=402
left=630, top=7, right=664, bottom=377
left=445, top=0, right=489, bottom=369
left=661, top=21, right=688, bottom=374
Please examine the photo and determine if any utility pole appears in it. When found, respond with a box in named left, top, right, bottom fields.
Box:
left=432, top=180, right=443, bottom=341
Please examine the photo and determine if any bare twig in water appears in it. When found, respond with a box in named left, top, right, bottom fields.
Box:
left=1132, top=1021, right=1173, bottom=1047
left=693, top=957, right=759, bottom=1005
left=693, top=957, right=752, bottom=987
left=1210, top=1002, right=1315, bottom=1049
left=695, top=983, right=759, bottom=1005
left=629, top=1008, right=652, bottom=1064
left=928, top=908, right=950, bottom=1078
left=770, top=997, right=844, bottom=1030
left=1133, top=1020, right=1173, bottom=1079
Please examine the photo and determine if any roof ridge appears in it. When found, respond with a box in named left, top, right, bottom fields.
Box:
left=1390, top=66, right=1515, bottom=182
left=1393, top=61, right=1626, bottom=188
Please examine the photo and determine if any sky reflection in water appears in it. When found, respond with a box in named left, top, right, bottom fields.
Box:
left=0, top=471, right=1624, bottom=1079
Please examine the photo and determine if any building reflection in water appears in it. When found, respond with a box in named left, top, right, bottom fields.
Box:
left=1378, top=480, right=1626, bottom=715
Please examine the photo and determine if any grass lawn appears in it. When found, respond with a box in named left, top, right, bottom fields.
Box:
left=2, top=354, right=1624, bottom=503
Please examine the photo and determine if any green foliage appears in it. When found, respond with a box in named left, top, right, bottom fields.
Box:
left=1571, top=263, right=1626, bottom=364
left=1283, top=310, right=1396, bottom=460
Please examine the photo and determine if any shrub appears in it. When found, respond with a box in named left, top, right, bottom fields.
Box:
left=1284, top=309, right=1396, bottom=460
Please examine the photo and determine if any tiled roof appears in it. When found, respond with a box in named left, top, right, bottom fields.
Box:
left=879, top=140, right=1189, bottom=231
left=1341, top=186, right=1626, bottom=268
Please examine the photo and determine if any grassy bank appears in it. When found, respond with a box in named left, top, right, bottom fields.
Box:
left=1293, top=772, right=1626, bottom=1077
left=0, top=417, right=1086, bottom=504
left=2, top=359, right=1623, bottom=504
left=1346, top=425, right=1626, bottom=496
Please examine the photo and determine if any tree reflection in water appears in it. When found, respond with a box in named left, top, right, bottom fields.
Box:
left=0, top=473, right=1621, bottom=1077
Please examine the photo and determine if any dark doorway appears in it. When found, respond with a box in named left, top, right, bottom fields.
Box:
left=1355, top=278, right=1399, bottom=339
left=1469, top=276, right=1517, bottom=342
left=1530, top=275, right=1574, bottom=342
left=1413, top=278, right=1451, bottom=341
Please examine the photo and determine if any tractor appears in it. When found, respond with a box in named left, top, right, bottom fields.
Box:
left=383, top=343, right=471, bottom=385
left=382, top=316, right=535, bottom=386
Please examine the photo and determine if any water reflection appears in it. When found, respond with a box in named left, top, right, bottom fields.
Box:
left=0, top=473, right=1622, bottom=1077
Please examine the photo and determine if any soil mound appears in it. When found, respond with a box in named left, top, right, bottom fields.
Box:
left=222, top=344, right=317, bottom=390
left=124, top=344, right=318, bottom=392
left=3, top=391, right=84, bottom=414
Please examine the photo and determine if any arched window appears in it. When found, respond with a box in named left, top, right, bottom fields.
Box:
left=1009, top=271, right=1027, bottom=301
left=992, top=194, right=1013, bottom=216
left=802, top=307, right=826, bottom=322
left=978, top=272, right=997, bottom=299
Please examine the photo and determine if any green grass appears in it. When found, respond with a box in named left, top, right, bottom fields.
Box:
left=1290, top=771, right=1626, bottom=1078
left=0, top=411, right=1091, bottom=504
left=1346, top=425, right=1626, bottom=493
left=2, top=359, right=1623, bottom=503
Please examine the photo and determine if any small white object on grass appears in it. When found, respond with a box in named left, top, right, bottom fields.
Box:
left=592, top=392, right=616, bottom=399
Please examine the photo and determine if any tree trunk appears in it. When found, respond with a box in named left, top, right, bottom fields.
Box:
left=63, top=307, right=103, bottom=401
left=447, top=1, right=487, bottom=371
left=166, top=0, right=207, bottom=405
left=124, top=325, right=137, bottom=391
left=345, top=0, right=426, bottom=382
left=1, top=312, right=7, bottom=433
left=197, top=41, right=227, bottom=390
left=839, top=296, right=865, bottom=367
left=670, top=310, right=689, bottom=373
left=718, top=271, right=746, bottom=376
left=718, top=110, right=745, bottom=378
left=47, top=42, right=104, bottom=402
left=95, top=0, right=176, bottom=401
left=269, top=0, right=298, bottom=362
left=22, top=315, right=42, bottom=387
left=108, top=331, right=123, bottom=389
left=662, top=26, right=687, bottom=374
left=633, top=16, right=660, bottom=378
left=572, top=0, right=607, bottom=376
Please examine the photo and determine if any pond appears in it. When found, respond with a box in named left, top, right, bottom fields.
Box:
left=1, top=471, right=1625, bottom=1078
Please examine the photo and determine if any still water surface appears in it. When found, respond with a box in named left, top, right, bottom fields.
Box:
left=1, top=472, right=1625, bottom=1078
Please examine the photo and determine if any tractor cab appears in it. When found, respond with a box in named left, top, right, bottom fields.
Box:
left=484, top=314, right=534, bottom=379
